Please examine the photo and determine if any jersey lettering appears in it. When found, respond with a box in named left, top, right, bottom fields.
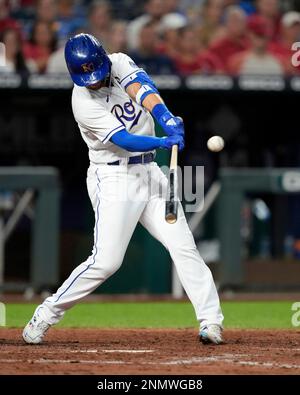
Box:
left=111, top=99, right=142, bottom=130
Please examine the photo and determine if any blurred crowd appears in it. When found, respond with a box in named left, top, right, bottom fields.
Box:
left=1, top=0, right=300, bottom=76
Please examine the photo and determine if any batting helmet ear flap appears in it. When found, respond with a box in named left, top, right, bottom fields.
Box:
left=65, top=33, right=111, bottom=87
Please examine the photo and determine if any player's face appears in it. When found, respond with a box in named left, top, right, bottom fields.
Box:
left=86, top=72, right=110, bottom=90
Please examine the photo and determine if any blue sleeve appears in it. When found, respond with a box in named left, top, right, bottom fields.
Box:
left=124, top=71, right=158, bottom=93
left=110, top=129, right=162, bottom=152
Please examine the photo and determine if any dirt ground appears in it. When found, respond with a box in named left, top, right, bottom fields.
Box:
left=0, top=328, right=300, bottom=375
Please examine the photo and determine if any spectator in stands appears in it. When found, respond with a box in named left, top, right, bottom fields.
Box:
left=164, top=0, right=182, bottom=14
left=107, top=20, right=128, bottom=54
left=129, top=21, right=175, bottom=74
left=36, top=0, right=57, bottom=24
left=228, top=15, right=284, bottom=75
left=209, top=6, right=250, bottom=72
left=46, top=46, right=68, bottom=73
left=255, top=0, right=281, bottom=41
left=160, top=11, right=187, bottom=32
left=10, top=0, right=35, bottom=12
left=0, top=0, right=21, bottom=33
left=10, top=1, right=36, bottom=26
left=158, top=14, right=187, bottom=58
left=180, top=0, right=205, bottom=9
left=180, top=0, right=206, bottom=25
left=196, top=0, right=226, bottom=47
left=127, top=0, right=167, bottom=51
left=87, top=0, right=112, bottom=49
left=23, top=20, right=57, bottom=73
left=173, top=25, right=223, bottom=75
left=21, top=0, right=58, bottom=40
left=224, top=0, right=256, bottom=15
left=56, top=0, right=86, bottom=46
left=269, top=11, right=300, bottom=75
left=0, top=27, right=35, bottom=73
left=47, top=27, right=86, bottom=74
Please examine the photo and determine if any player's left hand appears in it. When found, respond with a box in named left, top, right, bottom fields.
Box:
left=160, top=134, right=185, bottom=151
left=160, top=114, right=185, bottom=137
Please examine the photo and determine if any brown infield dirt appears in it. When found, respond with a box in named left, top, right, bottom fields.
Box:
left=0, top=328, right=300, bottom=375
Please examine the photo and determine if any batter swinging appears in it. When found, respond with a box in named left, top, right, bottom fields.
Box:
left=23, top=34, right=224, bottom=345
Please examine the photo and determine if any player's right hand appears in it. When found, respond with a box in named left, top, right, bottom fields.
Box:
left=161, top=114, right=185, bottom=137
left=160, top=135, right=185, bottom=151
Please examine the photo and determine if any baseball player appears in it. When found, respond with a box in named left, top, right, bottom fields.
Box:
left=23, top=34, right=224, bottom=345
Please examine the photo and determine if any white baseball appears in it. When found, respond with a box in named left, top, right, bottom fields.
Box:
left=207, top=136, right=224, bottom=152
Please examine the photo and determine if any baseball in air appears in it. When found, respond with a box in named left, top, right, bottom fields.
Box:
left=207, top=136, right=224, bottom=152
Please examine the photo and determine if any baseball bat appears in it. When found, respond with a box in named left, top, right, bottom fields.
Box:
left=165, top=144, right=178, bottom=224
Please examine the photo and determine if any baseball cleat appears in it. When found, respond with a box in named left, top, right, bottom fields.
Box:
left=199, top=324, right=223, bottom=345
left=22, top=308, right=51, bottom=344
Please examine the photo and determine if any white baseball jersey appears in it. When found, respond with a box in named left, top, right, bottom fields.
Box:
left=71, top=52, right=156, bottom=164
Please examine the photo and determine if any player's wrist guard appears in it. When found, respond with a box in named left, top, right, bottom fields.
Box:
left=136, top=85, right=157, bottom=106
left=128, top=71, right=158, bottom=105
left=152, top=104, right=184, bottom=137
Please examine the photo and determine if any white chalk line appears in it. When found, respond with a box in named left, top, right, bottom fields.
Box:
left=0, top=358, right=128, bottom=365
left=2, top=347, right=300, bottom=356
left=0, top=354, right=300, bottom=370
left=0, top=349, right=154, bottom=354
left=158, top=356, right=300, bottom=370
left=102, top=349, right=154, bottom=353
left=251, top=346, right=300, bottom=352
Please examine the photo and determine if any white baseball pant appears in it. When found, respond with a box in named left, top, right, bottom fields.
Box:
left=38, top=162, right=224, bottom=328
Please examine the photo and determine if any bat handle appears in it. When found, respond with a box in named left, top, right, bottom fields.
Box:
left=170, top=144, right=178, bottom=170
left=165, top=210, right=178, bottom=224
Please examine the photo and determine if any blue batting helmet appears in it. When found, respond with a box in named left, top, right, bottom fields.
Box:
left=65, top=33, right=111, bottom=87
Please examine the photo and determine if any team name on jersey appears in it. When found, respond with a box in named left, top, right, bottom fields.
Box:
left=111, top=99, right=142, bottom=131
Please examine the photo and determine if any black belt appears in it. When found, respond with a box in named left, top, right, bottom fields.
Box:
left=107, top=153, right=155, bottom=165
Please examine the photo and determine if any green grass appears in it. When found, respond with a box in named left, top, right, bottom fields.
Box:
left=2, top=301, right=298, bottom=329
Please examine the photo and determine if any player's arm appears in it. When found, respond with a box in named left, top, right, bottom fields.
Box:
left=110, top=128, right=184, bottom=152
left=125, top=72, right=184, bottom=137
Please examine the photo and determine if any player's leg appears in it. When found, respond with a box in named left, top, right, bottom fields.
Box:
left=23, top=165, right=146, bottom=343
left=139, top=163, right=224, bottom=343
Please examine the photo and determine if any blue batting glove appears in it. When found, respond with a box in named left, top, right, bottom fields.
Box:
left=160, top=113, right=185, bottom=137
left=160, top=135, right=185, bottom=151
